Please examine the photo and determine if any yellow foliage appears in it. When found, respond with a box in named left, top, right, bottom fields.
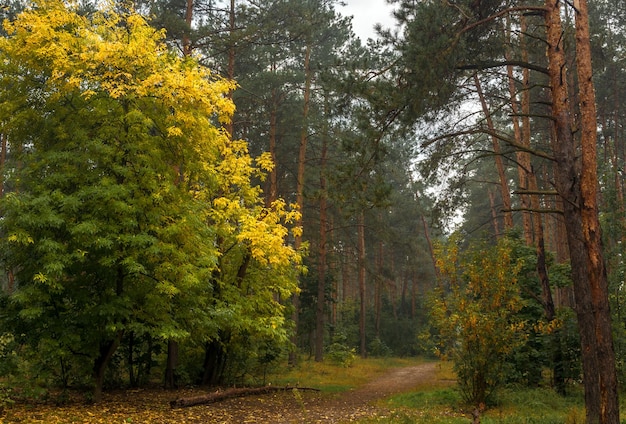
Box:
left=0, top=0, right=303, bottom=338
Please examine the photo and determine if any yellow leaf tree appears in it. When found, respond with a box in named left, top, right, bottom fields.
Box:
left=0, top=0, right=300, bottom=401
left=430, top=234, right=525, bottom=406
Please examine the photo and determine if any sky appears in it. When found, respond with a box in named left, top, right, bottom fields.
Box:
left=338, top=0, right=397, bottom=41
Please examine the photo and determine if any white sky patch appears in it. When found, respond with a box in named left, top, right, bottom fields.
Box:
left=338, top=0, right=397, bottom=41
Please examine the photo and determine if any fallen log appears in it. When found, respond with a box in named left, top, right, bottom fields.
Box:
left=169, top=385, right=320, bottom=408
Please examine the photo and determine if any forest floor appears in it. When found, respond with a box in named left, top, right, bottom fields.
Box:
left=2, top=362, right=450, bottom=423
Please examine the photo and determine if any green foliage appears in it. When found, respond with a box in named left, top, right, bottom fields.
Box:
left=0, top=0, right=300, bottom=397
left=326, top=332, right=356, bottom=367
left=368, top=337, right=392, bottom=358
left=430, top=234, right=526, bottom=405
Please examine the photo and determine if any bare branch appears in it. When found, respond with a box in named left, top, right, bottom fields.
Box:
left=421, top=128, right=554, bottom=161
left=512, top=189, right=559, bottom=196
left=457, top=60, right=548, bottom=75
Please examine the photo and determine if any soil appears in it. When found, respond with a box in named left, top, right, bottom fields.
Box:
left=3, top=362, right=447, bottom=423
left=167, top=361, right=444, bottom=423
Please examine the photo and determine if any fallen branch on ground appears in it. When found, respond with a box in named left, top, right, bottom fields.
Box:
left=169, top=386, right=320, bottom=408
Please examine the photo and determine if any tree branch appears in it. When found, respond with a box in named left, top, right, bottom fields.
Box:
left=513, top=189, right=559, bottom=196
left=457, top=60, right=548, bottom=75
left=505, top=207, right=563, bottom=215
left=459, top=6, right=548, bottom=35
left=421, top=128, right=554, bottom=161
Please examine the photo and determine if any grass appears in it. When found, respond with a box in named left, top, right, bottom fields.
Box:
left=268, top=356, right=427, bottom=393
left=272, top=358, right=596, bottom=424
left=370, top=386, right=587, bottom=424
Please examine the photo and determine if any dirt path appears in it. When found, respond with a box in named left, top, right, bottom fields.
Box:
left=187, top=362, right=442, bottom=423
left=3, top=362, right=446, bottom=423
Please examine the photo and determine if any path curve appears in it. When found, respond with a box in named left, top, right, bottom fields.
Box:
left=199, top=362, right=441, bottom=423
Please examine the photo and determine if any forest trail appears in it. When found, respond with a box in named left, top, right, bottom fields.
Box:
left=3, top=362, right=448, bottom=423
left=190, top=361, right=444, bottom=423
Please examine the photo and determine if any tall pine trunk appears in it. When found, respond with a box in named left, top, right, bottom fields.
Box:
left=474, top=73, right=513, bottom=231
left=290, top=41, right=312, bottom=365
left=545, top=1, right=619, bottom=421
left=314, top=108, right=329, bottom=362
left=357, top=212, right=367, bottom=358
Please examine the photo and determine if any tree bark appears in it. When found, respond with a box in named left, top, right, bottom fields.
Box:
left=545, top=0, right=619, bottom=421
left=224, top=0, right=235, bottom=137
left=266, top=88, right=280, bottom=207
left=488, top=188, right=500, bottom=238
left=92, top=331, right=124, bottom=403
left=357, top=212, right=367, bottom=358
left=164, top=340, right=179, bottom=389
left=375, top=237, right=383, bottom=339
left=474, top=73, right=513, bottom=231
left=574, top=0, right=619, bottom=420
left=314, top=105, right=329, bottom=362
left=289, top=40, right=312, bottom=365
left=182, top=0, right=194, bottom=57
left=506, top=15, right=533, bottom=245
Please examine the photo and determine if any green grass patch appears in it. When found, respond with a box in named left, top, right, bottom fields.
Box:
left=268, top=356, right=427, bottom=393
left=368, top=385, right=588, bottom=424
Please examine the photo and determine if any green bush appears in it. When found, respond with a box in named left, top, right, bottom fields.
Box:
left=368, top=337, right=392, bottom=357
left=326, top=333, right=356, bottom=367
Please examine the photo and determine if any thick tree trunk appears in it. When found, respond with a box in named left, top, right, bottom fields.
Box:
left=574, top=0, right=619, bottom=420
left=92, top=331, right=123, bottom=403
left=545, top=1, right=619, bottom=421
left=164, top=340, right=179, bottom=389
left=202, top=337, right=228, bottom=386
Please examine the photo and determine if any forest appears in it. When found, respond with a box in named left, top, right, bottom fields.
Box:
left=0, top=0, right=624, bottom=423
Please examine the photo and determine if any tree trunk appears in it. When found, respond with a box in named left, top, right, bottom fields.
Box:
left=0, top=133, right=5, bottom=197
left=505, top=15, right=532, bottom=245
left=574, top=0, right=619, bottom=420
left=314, top=110, right=329, bottom=362
left=290, top=41, right=312, bottom=365
left=375, top=238, right=383, bottom=339
left=224, top=0, right=235, bottom=136
left=182, top=0, right=194, bottom=57
left=474, top=74, right=513, bottom=231
left=421, top=215, right=438, bottom=278
left=545, top=1, right=619, bottom=421
left=266, top=89, right=279, bottom=207
left=357, top=212, right=367, bottom=358
left=92, top=331, right=123, bottom=403
left=488, top=188, right=500, bottom=238
left=164, top=339, right=179, bottom=389
left=202, top=337, right=228, bottom=386
left=170, top=386, right=320, bottom=408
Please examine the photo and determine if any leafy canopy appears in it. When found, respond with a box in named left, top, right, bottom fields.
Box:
left=0, top=0, right=301, bottom=387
